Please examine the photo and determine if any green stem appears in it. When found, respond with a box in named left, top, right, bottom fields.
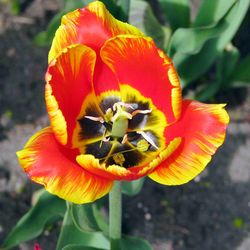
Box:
left=109, top=181, right=122, bottom=250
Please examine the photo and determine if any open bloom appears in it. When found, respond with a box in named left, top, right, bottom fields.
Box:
left=17, top=1, right=229, bottom=204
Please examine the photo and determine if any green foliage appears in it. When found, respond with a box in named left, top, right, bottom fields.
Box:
left=10, top=0, right=21, bottom=15
left=196, top=44, right=240, bottom=101
left=169, top=0, right=249, bottom=98
left=116, top=0, right=130, bottom=21
left=62, top=246, right=105, bottom=250
left=129, top=0, right=170, bottom=50
left=56, top=202, right=110, bottom=250
left=59, top=235, right=152, bottom=250
left=159, top=0, right=190, bottom=31
left=2, top=184, right=151, bottom=248
left=232, top=54, right=250, bottom=87
left=119, top=235, right=152, bottom=250
left=1, top=190, right=66, bottom=249
left=193, top=0, right=235, bottom=27
left=169, top=0, right=249, bottom=85
left=121, top=178, right=145, bottom=196
left=70, top=202, right=108, bottom=233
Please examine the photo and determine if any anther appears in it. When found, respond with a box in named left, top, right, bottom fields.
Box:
left=121, top=134, right=128, bottom=144
left=113, top=102, right=134, bottom=111
left=131, top=109, right=152, bottom=117
left=137, top=131, right=159, bottom=150
left=84, top=116, right=104, bottom=123
left=137, top=139, right=150, bottom=152
left=113, top=153, right=125, bottom=166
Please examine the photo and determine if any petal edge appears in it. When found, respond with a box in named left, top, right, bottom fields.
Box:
left=149, top=100, right=229, bottom=185
left=17, top=127, right=113, bottom=204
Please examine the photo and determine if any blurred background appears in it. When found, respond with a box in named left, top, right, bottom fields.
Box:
left=0, top=0, right=249, bottom=249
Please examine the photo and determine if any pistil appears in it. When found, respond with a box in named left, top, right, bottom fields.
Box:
left=111, top=105, right=132, bottom=138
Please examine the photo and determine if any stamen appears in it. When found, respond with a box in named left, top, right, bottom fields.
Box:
left=113, top=153, right=125, bottom=166
left=84, top=115, right=104, bottom=123
left=131, top=109, right=152, bottom=117
left=121, top=134, right=128, bottom=144
left=99, top=128, right=109, bottom=148
left=102, top=137, right=110, bottom=142
left=137, top=131, right=159, bottom=150
left=104, top=108, right=113, bottom=121
left=113, top=102, right=135, bottom=111
left=137, top=139, right=150, bottom=152
left=99, top=147, right=138, bottom=162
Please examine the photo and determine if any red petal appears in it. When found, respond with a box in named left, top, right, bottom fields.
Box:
left=46, top=44, right=96, bottom=147
left=93, top=55, right=119, bottom=95
left=17, top=127, right=113, bottom=204
left=48, top=1, right=143, bottom=62
left=149, top=100, right=229, bottom=184
left=101, top=35, right=182, bottom=124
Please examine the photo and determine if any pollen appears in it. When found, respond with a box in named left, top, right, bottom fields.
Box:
left=113, top=153, right=125, bottom=166
left=137, top=139, right=150, bottom=152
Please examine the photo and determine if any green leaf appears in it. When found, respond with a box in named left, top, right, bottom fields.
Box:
left=2, top=190, right=66, bottom=250
left=120, top=235, right=152, bottom=250
left=196, top=81, right=221, bottom=102
left=129, top=0, right=170, bottom=50
left=217, top=44, right=240, bottom=86
left=10, top=0, right=21, bottom=15
left=34, top=12, right=66, bottom=47
left=92, top=203, right=109, bottom=233
left=216, top=0, right=250, bottom=51
left=63, top=245, right=105, bottom=250
left=231, top=54, right=250, bottom=86
left=70, top=203, right=100, bottom=232
left=70, top=202, right=108, bottom=233
left=116, top=0, right=130, bottom=21
left=63, top=0, right=92, bottom=9
left=99, top=0, right=127, bottom=21
left=159, top=0, right=190, bottom=30
left=168, top=20, right=227, bottom=57
left=121, top=178, right=145, bottom=196
left=194, top=0, right=235, bottom=27
left=196, top=44, right=240, bottom=101
left=33, top=31, right=49, bottom=47
left=170, top=0, right=250, bottom=85
left=56, top=203, right=110, bottom=250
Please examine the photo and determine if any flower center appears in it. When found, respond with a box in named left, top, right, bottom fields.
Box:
left=75, top=88, right=166, bottom=168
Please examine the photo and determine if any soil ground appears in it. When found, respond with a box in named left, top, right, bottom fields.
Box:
left=0, top=1, right=250, bottom=250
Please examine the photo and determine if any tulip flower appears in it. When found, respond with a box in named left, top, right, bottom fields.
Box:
left=17, top=1, right=229, bottom=204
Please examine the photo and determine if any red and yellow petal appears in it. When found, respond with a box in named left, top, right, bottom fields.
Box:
left=87, top=1, right=143, bottom=37
left=48, top=1, right=143, bottom=62
left=149, top=100, right=229, bottom=185
left=16, top=127, right=113, bottom=204
left=46, top=44, right=96, bottom=147
left=76, top=154, right=139, bottom=181
left=100, top=35, right=182, bottom=125
left=76, top=138, right=181, bottom=181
